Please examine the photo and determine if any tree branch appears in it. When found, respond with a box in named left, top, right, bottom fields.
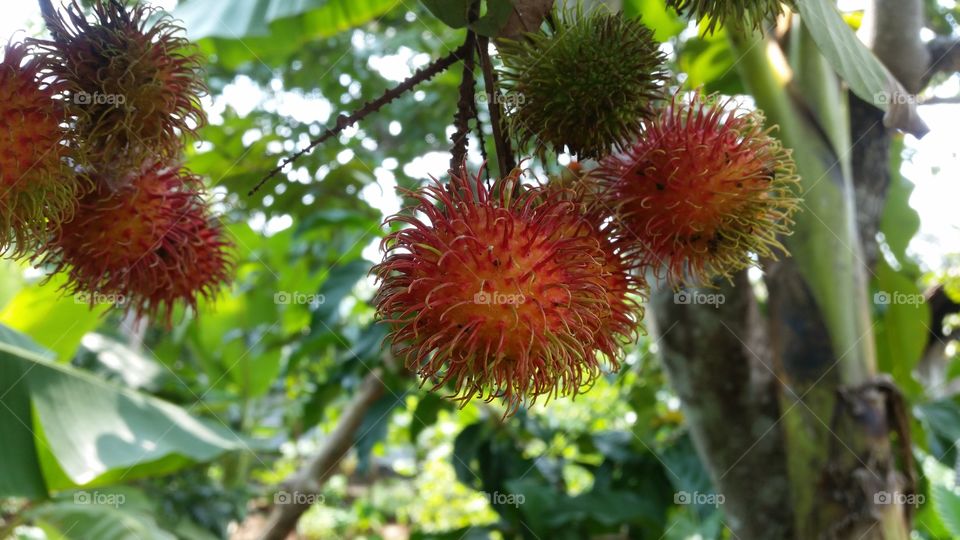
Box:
left=650, top=272, right=793, bottom=539
left=249, top=43, right=471, bottom=195
left=258, top=371, right=386, bottom=540
left=450, top=31, right=478, bottom=173
left=477, top=35, right=515, bottom=177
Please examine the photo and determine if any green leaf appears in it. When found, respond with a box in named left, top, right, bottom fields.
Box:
left=354, top=392, right=405, bottom=472
left=933, top=484, right=960, bottom=537
left=420, top=0, right=472, bottom=28
left=872, top=258, right=929, bottom=398
left=30, top=499, right=177, bottom=540
left=173, top=0, right=400, bottom=67
left=796, top=0, right=927, bottom=136
left=0, top=273, right=108, bottom=362
left=878, top=136, right=921, bottom=273
left=410, top=393, right=448, bottom=442
left=0, top=324, right=249, bottom=494
left=623, top=0, right=686, bottom=42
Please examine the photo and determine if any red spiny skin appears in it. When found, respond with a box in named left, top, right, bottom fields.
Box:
left=32, top=0, right=206, bottom=183
left=43, top=161, right=232, bottom=324
left=373, top=166, right=624, bottom=413
left=542, top=177, right=646, bottom=362
left=0, top=42, right=85, bottom=255
left=595, top=90, right=800, bottom=285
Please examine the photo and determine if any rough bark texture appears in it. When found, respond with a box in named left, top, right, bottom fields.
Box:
left=650, top=272, right=793, bottom=539
left=849, top=93, right=891, bottom=273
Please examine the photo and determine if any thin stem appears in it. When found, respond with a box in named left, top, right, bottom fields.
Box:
left=477, top=35, right=515, bottom=177
left=249, top=42, right=471, bottom=195
left=450, top=31, right=478, bottom=173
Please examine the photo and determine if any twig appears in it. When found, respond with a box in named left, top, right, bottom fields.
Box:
left=477, top=35, right=515, bottom=177
left=449, top=31, right=478, bottom=173
left=474, top=109, right=490, bottom=182
left=249, top=43, right=471, bottom=195
left=258, top=371, right=386, bottom=540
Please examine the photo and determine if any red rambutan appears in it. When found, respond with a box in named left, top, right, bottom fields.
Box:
left=542, top=175, right=646, bottom=362
left=0, top=41, right=85, bottom=255
left=42, top=160, right=231, bottom=322
left=594, top=90, right=800, bottom=285
left=34, top=0, right=206, bottom=183
left=373, top=165, right=636, bottom=413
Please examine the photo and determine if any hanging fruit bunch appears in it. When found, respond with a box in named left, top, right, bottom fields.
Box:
left=252, top=1, right=800, bottom=413
left=0, top=0, right=231, bottom=324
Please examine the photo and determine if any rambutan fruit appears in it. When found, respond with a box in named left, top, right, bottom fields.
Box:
left=42, top=160, right=231, bottom=323
left=594, top=90, right=800, bottom=285
left=541, top=174, right=646, bottom=360
left=373, top=165, right=633, bottom=413
left=666, top=0, right=794, bottom=34
left=496, top=6, right=667, bottom=160
left=0, top=41, right=85, bottom=256
left=34, top=0, right=206, bottom=183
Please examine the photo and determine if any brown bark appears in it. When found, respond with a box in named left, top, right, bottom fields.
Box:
left=650, top=272, right=793, bottom=539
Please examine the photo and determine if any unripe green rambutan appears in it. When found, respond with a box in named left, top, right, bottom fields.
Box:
left=33, top=0, right=206, bottom=184
left=666, top=0, right=794, bottom=34
left=594, top=90, right=800, bottom=285
left=373, top=165, right=632, bottom=413
left=496, top=6, right=667, bottom=160
left=42, top=160, right=232, bottom=323
left=0, top=41, right=86, bottom=256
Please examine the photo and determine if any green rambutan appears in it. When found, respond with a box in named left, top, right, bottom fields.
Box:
left=373, top=165, right=633, bottom=413
left=496, top=6, right=667, bottom=160
left=33, top=0, right=206, bottom=184
left=42, top=160, right=231, bottom=323
left=666, top=0, right=793, bottom=34
left=594, top=90, right=800, bottom=285
left=0, top=41, right=85, bottom=256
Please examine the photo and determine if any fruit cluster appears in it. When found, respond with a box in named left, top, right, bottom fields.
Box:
left=374, top=6, right=800, bottom=412
left=0, top=0, right=230, bottom=323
